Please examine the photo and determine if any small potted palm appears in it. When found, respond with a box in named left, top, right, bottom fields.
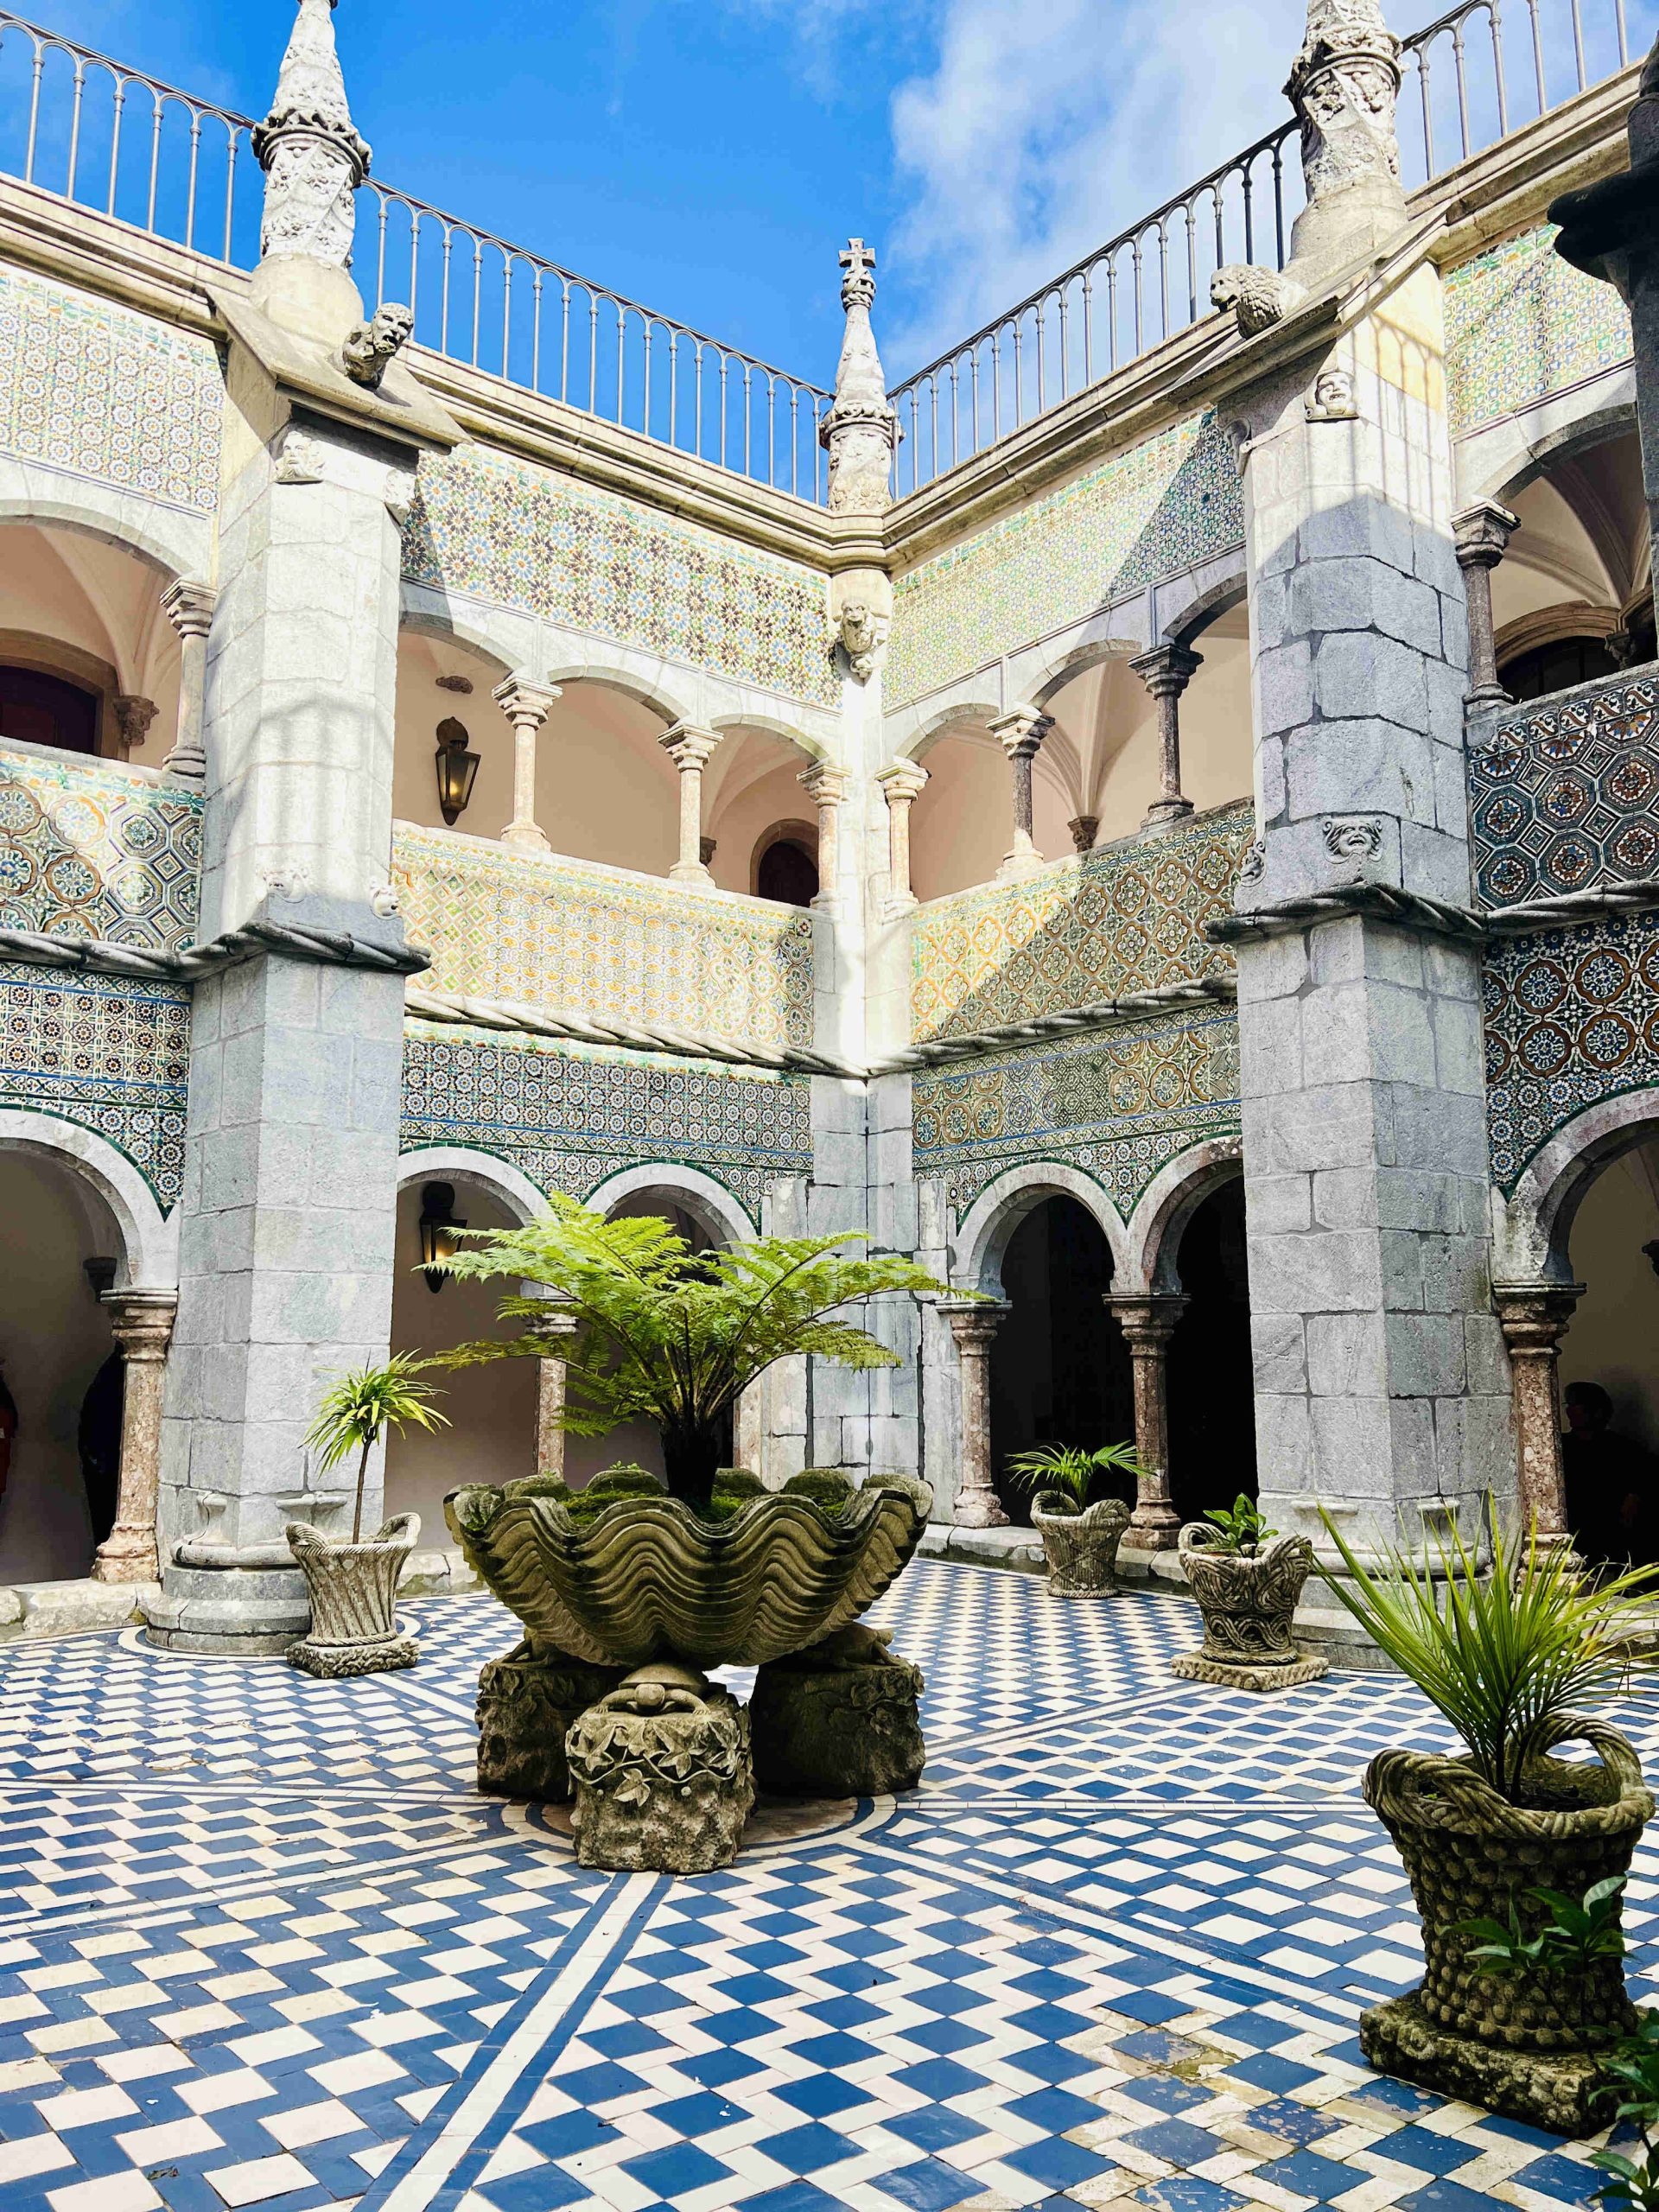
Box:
left=286, top=1355, right=447, bottom=1678
left=1322, top=1512, right=1657, bottom=2133
left=1173, top=1494, right=1327, bottom=1690
left=1007, top=1443, right=1142, bottom=1597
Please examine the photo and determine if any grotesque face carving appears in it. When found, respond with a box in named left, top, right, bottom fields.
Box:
left=341, top=302, right=415, bottom=389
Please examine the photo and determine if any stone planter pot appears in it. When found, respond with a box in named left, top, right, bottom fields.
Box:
left=1171, top=1525, right=1327, bottom=1691
left=1030, top=1491, right=1131, bottom=1597
left=1361, top=1725, right=1653, bottom=2133
left=285, top=1513, right=420, bottom=1677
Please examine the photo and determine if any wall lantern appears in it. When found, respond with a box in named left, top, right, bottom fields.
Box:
left=418, top=1181, right=466, bottom=1293
left=435, top=716, right=480, bottom=826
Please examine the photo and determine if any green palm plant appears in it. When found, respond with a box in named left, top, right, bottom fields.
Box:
left=1319, top=1509, right=1659, bottom=1802
left=305, top=1355, right=449, bottom=1542
left=436, top=1195, right=957, bottom=1508
left=1004, top=1441, right=1143, bottom=1508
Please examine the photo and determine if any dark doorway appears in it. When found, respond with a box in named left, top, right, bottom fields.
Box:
left=0, top=666, right=99, bottom=754
left=1165, top=1177, right=1255, bottom=1523
left=988, top=1194, right=1134, bottom=1522
left=756, top=838, right=818, bottom=906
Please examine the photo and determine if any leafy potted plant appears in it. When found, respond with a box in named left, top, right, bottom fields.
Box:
left=436, top=1198, right=956, bottom=1870
left=285, top=1355, right=447, bottom=1679
left=1007, top=1442, right=1141, bottom=1597
left=1173, top=1493, right=1328, bottom=1690
left=1321, top=1512, right=1657, bottom=2133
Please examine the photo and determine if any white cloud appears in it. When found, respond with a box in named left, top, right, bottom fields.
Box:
left=884, top=0, right=1309, bottom=374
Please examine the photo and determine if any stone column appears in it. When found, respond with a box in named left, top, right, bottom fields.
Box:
left=112, top=695, right=157, bottom=763
left=92, top=1290, right=177, bottom=1583
left=876, top=760, right=927, bottom=908
left=1452, top=502, right=1518, bottom=714
left=941, top=1300, right=1008, bottom=1528
left=1492, top=1283, right=1583, bottom=1544
left=799, top=763, right=849, bottom=910
left=1129, top=644, right=1202, bottom=830
left=660, top=725, right=721, bottom=885
left=990, top=706, right=1052, bottom=883
left=533, top=1308, right=581, bottom=1479
left=1069, top=816, right=1099, bottom=854
left=494, top=677, right=560, bottom=854
left=160, top=580, right=215, bottom=785
left=1105, top=1294, right=1189, bottom=1547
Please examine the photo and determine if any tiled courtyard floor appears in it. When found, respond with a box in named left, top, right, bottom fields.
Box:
left=0, top=1561, right=1651, bottom=2212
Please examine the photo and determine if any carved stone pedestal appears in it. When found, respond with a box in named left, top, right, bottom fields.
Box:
left=566, top=1662, right=754, bottom=1873
left=750, top=1624, right=925, bottom=1796
left=475, top=1642, right=626, bottom=1801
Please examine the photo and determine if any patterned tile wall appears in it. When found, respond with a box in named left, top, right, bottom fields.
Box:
left=1484, top=913, right=1659, bottom=1195
left=913, top=1005, right=1241, bottom=1224
left=0, top=960, right=190, bottom=1209
left=392, top=826, right=815, bottom=1051
left=911, top=804, right=1251, bottom=1043
left=0, top=748, right=202, bottom=952
left=885, top=413, right=1244, bottom=709
left=1469, top=666, right=1659, bottom=907
left=401, top=1021, right=814, bottom=1227
left=402, top=446, right=836, bottom=709
left=0, top=265, right=222, bottom=512
left=1444, top=225, right=1630, bottom=437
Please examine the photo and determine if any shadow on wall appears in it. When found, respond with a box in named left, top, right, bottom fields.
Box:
left=1166, top=1177, right=1255, bottom=1525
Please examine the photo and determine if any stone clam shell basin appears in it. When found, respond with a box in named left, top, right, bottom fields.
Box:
left=443, top=1471, right=935, bottom=1669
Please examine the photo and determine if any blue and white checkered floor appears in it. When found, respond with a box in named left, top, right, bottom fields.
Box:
left=0, top=1560, right=1652, bottom=2212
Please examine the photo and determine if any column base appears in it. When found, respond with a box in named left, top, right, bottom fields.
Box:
left=1141, top=797, right=1195, bottom=832
left=501, top=822, right=551, bottom=854
left=952, top=1491, right=1010, bottom=1529
left=1126, top=1503, right=1183, bottom=1547
left=670, top=860, right=715, bottom=886
left=143, top=1562, right=311, bottom=1656
left=92, top=1533, right=160, bottom=1584
left=993, top=849, right=1045, bottom=884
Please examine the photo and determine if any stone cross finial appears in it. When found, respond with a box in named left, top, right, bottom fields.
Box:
left=821, top=237, right=899, bottom=516
left=253, top=0, right=372, bottom=272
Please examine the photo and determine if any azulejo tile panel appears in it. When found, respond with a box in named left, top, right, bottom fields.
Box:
left=0, top=959, right=191, bottom=1208
left=401, top=1020, right=813, bottom=1224
left=1469, top=667, right=1659, bottom=906
left=1444, top=223, right=1630, bottom=436
left=402, top=443, right=837, bottom=707
left=393, top=825, right=815, bottom=1050
left=1483, top=912, right=1659, bottom=1193
left=0, top=747, right=203, bottom=952
left=912, top=803, right=1251, bottom=1042
left=913, top=1004, right=1241, bottom=1223
left=886, top=412, right=1244, bottom=709
left=0, top=264, right=223, bottom=512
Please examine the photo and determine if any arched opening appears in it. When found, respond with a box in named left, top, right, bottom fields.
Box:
left=1164, top=1176, right=1255, bottom=1524
left=1492, top=428, right=1654, bottom=700
left=752, top=821, right=818, bottom=906
left=0, top=523, right=181, bottom=766
left=0, top=1148, right=127, bottom=1581
left=1557, top=1133, right=1659, bottom=1565
left=385, top=1175, right=537, bottom=1535
left=908, top=721, right=1013, bottom=900
left=0, top=665, right=99, bottom=754
left=988, top=1194, right=1134, bottom=1521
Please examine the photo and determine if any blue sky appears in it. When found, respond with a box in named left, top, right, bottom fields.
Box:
left=19, top=0, right=1645, bottom=389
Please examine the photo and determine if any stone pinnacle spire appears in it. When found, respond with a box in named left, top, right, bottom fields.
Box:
left=819, top=239, right=900, bottom=517
left=1284, top=0, right=1405, bottom=268
left=253, top=0, right=372, bottom=274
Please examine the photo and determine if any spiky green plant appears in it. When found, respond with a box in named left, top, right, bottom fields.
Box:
left=1004, top=1441, right=1143, bottom=1508
left=1319, top=1510, right=1659, bottom=1802
left=304, top=1355, right=448, bottom=1542
left=436, top=1195, right=958, bottom=1508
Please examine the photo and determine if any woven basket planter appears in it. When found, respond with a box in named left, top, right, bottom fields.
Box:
left=1030, top=1492, right=1132, bottom=1597
left=1361, top=1722, right=1653, bottom=2132
left=285, top=1512, right=420, bottom=1677
left=1172, top=1527, right=1328, bottom=1691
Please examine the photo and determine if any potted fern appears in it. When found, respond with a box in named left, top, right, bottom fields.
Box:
left=1007, top=1443, right=1141, bottom=1597
left=1173, top=1494, right=1328, bottom=1691
left=1322, top=1512, right=1657, bottom=2133
left=285, top=1355, right=447, bottom=1678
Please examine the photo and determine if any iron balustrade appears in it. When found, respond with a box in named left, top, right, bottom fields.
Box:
left=0, top=0, right=1640, bottom=505
left=0, top=8, right=833, bottom=502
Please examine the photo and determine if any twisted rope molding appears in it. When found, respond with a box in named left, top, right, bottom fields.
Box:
left=404, top=986, right=853, bottom=1077
left=1206, top=875, right=1659, bottom=947
left=868, top=976, right=1237, bottom=1074
left=0, top=918, right=430, bottom=980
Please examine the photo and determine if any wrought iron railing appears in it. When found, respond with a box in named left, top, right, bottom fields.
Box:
left=887, top=0, right=1640, bottom=492
left=0, top=9, right=834, bottom=502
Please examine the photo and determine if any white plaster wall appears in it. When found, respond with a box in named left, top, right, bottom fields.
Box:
left=0, top=1152, right=118, bottom=1580
left=704, top=741, right=817, bottom=897
left=1562, top=1142, right=1659, bottom=1456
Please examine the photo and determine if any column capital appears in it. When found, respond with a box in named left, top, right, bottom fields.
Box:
left=112, top=695, right=158, bottom=759
left=161, top=578, right=217, bottom=641
left=492, top=676, right=561, bottom=729
left=798, top=762, right=850, bottom=807
left=1069, top=815, right=1098, bottom=853
left=939, top=1297, right=1007, bottom=1352
left=989, top=705, right=1052, bottom=762
left=659, top=723, right=721, bottom=772
left=1128, top=642, right=1203, bottom=700
left=1452, top=500, right=1519, bottom=571
left=1492, top=1280, right=1584, bottom=1350
left=100, top=1287, right=178, bottom=1357
left=1104, top=1291, right=1190, bottom=1350
left=877, top=760, right=929, bottom=805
